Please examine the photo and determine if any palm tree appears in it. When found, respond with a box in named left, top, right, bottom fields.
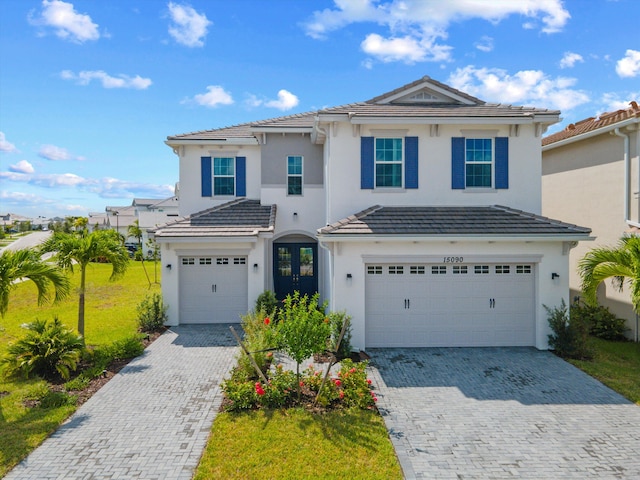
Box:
left=40, top=229, right=129, bottom=337
left=0, top=248, right=71, bottom=317
left=579, top=235, right=640, bottom=312
left=127, top=219, right=151, bottom=286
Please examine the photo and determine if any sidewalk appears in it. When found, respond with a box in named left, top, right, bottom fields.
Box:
left=5, top=325, right=238, bottom=480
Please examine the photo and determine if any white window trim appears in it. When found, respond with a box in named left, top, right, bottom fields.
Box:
left=464, top=138, right=494, bottom=189
left=374, top=137, right=404, bottom=189
left=213, top=156, right=235, bottom=196
left=286, top=155, right=304, bottom=196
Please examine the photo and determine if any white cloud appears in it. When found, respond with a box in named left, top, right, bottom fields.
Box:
left=264, top=90, right=300, bottom=111
left=601, top=91, right=640, bottom=112
left=448, top=66, right=590, bottom=111
left=559, top=52, right=584, bottom=69
left=60, top=70, right=152, bottom=89
left=38, top=144, right=84, bottom=161
left=189, top=85, right=234, bottom=108
left=475, top=36, right=494, bottom=53
left=167, top=2, right=211, bottom=47
left=303, top=0, right=569, bottom=64
left=9, top=160, right=35, bottom=174
left=0, top=132, right=17, bottom=153
left=28, top=0, right=100, bottom=43
left=616, top=49, right=640, bottom=78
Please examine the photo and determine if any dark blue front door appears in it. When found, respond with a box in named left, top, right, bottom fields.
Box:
left=273, top=243, right=317, bottom=301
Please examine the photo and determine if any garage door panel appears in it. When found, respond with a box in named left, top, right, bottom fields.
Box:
left=365, top=262, right=535, bottom=348
left=179, top=256, right=247, bottom=324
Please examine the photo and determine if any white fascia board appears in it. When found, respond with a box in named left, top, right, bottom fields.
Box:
left=346, top=116, right=536, bottom=125
left=165, top=138, right=259, bottom=147
left=153, top=235, right=259, bottom=244
left=542, top=117, right=640, bottom=151
left=317, top=234, right=594, bottom=243
left=249, top=127, right=314, bottom=134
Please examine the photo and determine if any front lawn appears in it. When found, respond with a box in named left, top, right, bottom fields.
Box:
left=569, top=337, right=640, bottom=405
left=195, top=408, right=402, bottom=480
left=0, top=261, right=160, bottom=477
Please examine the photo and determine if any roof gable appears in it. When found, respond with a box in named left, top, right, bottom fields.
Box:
left=367, top=75, right=483, bottom=106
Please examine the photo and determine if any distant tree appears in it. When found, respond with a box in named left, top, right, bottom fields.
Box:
left=127, top=220, right=151, bottom=286
left=0, top=249, right=71, bottom=318
left=73, top=217, right=88, bottom=232
left=40, top=229, right=129, bottom=337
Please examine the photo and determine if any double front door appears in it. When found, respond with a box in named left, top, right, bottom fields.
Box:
left=273, top=243, right=318, bottom=301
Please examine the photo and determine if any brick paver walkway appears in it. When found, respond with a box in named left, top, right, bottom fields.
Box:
left=368, top=347, right=640, bottom=480
left=5, top=325, right=238, bottom=480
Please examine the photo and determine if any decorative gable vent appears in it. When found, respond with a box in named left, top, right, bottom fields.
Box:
left=407, top=91, right=439, bottom=102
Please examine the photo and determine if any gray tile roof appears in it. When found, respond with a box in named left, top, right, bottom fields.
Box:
left=151, top=199, right=276, bottom=238
left=318, top=205, right=591, bottom=237
left=166, top=76, right=559, bottom=142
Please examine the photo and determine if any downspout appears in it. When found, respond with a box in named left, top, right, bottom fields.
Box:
left=314, top=118, right=333, bottom=310
left=613, top=127, right=632, bottom=226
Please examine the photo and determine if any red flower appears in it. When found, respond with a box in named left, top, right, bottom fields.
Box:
left=255, top=382, right=265, bottom=396
left=339, top=391, right=345, bottom=399
left=367, top=379, right=372, bottom=385
left=334, top=379, right=342, bottom=387
left=350, top=367, right=356, bottom=374
left=373, top=396, right=378, bottom=402
left=299, top=381, right=305, bottom=387
left=266, top=352, right=273, bottom=359
left=264, top=317, right=270, bottom=325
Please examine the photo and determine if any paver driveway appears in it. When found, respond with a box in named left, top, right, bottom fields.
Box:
left=5, top=325, right=238, bottom=480
left=367, top=347, right=640, bottom=480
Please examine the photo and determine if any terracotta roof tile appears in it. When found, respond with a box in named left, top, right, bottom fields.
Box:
left=543, top=101, right=640, bottom=145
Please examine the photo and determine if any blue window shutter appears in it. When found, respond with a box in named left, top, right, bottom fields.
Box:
left=201, top=156, right=212, bottom=197
left=451, top=137, right=465, bottom=189
left=236, top=156, right=246, bottom=197
left=405, top=136, right=418, bottom=189
left=361, top=137, right=374, bottom=189
left=495, top=137, right=509, bottom=189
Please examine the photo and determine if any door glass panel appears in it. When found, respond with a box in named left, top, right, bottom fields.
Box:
left=278, top=247, right=292, bottom=276
left=299, top=247, right=313, bottom=276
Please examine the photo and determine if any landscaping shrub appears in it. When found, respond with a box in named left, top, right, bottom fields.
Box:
left=546, top=300, right=592, bottom=359
left=136, top=292, right=167, bottom=333
left=572, top=302, right=628, bottom=340
left=255, top=290, right=279, bottom=318
left=328, top=311, right=352, bottom=359
left=1, top=317, right=85, bottom=380
left=235, top=308, right=278, bottom=380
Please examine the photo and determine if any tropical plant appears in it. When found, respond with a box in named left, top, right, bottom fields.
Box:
left=39, top=229, right=129, bottom=337
left=546, top=300, right=592, bottom=359
left=0, top=248, right=70, bottom=318
left=571, top=301, right=628, bottom=340
left=136, top=292, right=168, bottom=332
left=277, top=292, right=330, bottom=398
left=1, top=317, right=85, bottom=380
left=127, top=219, right=151, bottom=285
left=579, top=235, right=640, bottom=312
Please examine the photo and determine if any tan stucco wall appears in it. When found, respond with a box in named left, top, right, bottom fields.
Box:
left=542, top=131, right=639, bottom=339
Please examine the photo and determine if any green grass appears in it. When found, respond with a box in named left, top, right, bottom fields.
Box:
left=0, top=261, right=161, bottom=477
left=194, top=408, right=403, bottom=480
left=569, top=337, right=640, bottom=405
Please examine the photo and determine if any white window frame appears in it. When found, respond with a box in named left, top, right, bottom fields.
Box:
left=213, top=157, right=235, bottom=196
left=287, top=155, right=303, bottom=196
left=465, top=138, right=494, bottom=188
left=375, top=137, right=404, bottom=188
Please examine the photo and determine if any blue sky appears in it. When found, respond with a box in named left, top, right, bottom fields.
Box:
left=1, top=0, right=638, bottom=219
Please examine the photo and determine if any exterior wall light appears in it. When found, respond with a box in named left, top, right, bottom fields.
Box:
left=166, top=264, right=172, bottom=270
left=253, top=263, right=259, bottom=272
left=551, top=272, right=559, bottom=280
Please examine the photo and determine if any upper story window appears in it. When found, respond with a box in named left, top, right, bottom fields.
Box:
left=465, top=139, right=493, bottom=188
left=287, top=156, right=303, bottom=195
left=214, top=157, right=235, bottom=196
left=375, top=138, right=403, bottom=188
left=451, top=137, right=508, bottom=190
left=201, top=156, right=246, bottom=198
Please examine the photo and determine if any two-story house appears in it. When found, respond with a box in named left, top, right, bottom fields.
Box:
left=152, top=76, right=591, bottom=351
left=542, top=103, right=640, bottom=341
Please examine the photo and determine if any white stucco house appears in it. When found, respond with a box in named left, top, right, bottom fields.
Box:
left=151, top=76, right=591, bottom=351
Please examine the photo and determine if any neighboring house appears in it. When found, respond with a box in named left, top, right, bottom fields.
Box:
left=152, top=76, right=591, bottom=350
left=107, top=196, right=179, bottom=248
left=542, top=102, right=640, bottom=341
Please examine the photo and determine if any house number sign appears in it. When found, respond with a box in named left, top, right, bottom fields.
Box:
left=442, top=256, right=464, bottom=263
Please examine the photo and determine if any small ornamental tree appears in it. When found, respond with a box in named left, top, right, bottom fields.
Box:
left=277, top=291, right=330, bottom=399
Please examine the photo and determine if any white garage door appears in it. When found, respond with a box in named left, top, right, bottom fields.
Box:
left=365, top=262, right=535, bottom=347
left=179, top=256, right=248, bottom=323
